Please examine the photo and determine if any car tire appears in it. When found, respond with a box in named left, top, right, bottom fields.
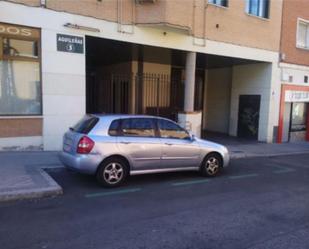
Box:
left=96, top=157, right=129, bottom=187
left=200, top=153, right=222, bottom=177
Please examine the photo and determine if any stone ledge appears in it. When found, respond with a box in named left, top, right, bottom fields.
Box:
left=0, top=167, right=63, bottom=203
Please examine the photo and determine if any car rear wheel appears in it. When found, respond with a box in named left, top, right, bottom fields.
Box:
left=96, top=158, right=128, bottom=187
left=201, top=153, right=222, bottom=177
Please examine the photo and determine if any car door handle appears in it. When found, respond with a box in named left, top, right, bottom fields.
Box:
left=120, top=141, right=131, bottom=144
left=165, top=143, right=173, bottom=146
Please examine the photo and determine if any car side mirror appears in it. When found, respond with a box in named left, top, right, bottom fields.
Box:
left=190, top=134, right=196, bottom=141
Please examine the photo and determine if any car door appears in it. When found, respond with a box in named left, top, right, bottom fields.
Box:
left=117, top=118, right=162, bottom=171
left=158, top=118, right=201, bottom=168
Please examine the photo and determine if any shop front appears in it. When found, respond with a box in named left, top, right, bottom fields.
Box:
left=0, top=22, right=42, bottom=148
left=278, top=84, right=309, bottom=143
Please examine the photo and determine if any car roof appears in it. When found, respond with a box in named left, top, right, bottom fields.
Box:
left=87, top=114, right=181, bottom=136
left=90, top=113, right=167, bottom=120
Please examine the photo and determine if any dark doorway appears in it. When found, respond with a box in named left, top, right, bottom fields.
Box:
left=170, top=67, right=184, bottom=112
left=237, top=95, right=261, bottom=140
left=170, top=67, right=205, bottom=112
left=85, top=36, right=132, bottom=114
left=194, top=69, right=205, bottom=111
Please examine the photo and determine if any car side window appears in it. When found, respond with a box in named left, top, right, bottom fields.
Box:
left=158, top=119, right=190, bottom=139
left=108, top=119, right=121, bottom=136
left=121, top=118, right=156, bottom=137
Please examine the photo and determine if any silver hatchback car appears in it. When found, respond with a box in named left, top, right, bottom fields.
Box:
left=59, top=114, right=230, bottom=187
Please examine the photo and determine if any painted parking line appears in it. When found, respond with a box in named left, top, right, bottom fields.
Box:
left=228, top=173, right=259, bottom=180
left=85, top=188, right=142, bottom=198
left=272, top=165, right=296, bottom=174
left=171, top=179, right=211, bottom=186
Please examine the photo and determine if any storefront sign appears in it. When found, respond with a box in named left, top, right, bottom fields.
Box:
left=57, top=34, right=84, bottom=54
left=285, top=90, right=309, bottom=102
left=0, top=23, right=39, bottom=39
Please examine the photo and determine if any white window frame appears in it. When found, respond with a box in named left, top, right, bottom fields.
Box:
left=296, top=18, right=309, bottom=50
left=245, top=0, right=270, bottom=19
left=208, top=0, right=228, bottom=8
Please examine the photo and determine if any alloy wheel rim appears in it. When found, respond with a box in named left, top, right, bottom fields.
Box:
left=205, top=157, right=219, bottom=175
left=103, top=162, right=124, bottom=184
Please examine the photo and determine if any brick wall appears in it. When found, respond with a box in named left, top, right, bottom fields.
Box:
left=6, top=0, right=283, bottom=52
left=280, top=0, right=309, bottom=66
left=0, top=118, right=42, bottom=138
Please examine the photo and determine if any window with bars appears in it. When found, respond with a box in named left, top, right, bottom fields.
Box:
left=245, top=0, right=270, bottom=19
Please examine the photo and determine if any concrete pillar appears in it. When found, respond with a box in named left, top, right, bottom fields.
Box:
left=184, top=51, right=196, bottom=112
left=178, top=51, right=202, bottom=138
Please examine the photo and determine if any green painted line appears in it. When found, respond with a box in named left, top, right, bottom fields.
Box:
left=273, top=169, right=295, bottom=174
left=85, top=188, right=141, bottom=198
left=272, top=165, right=295, bottom=174
left=228, top=173, right=259, bottom=180
left=172, top=179, right=211, bottom=186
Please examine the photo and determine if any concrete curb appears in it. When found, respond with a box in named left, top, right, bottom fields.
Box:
left=0, top=167, right=63, bottom=203
left=0, top=186, right=63, bottom=202
left=1, top=149, right=308, bottom=203
left=230, top=151, right=309, bottom=159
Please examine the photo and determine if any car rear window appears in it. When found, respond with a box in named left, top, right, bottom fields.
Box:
left=71, top=116, right=99, bottom=134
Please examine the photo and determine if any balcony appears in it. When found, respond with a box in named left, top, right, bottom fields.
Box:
left=135, top=0, right=204, bottom=36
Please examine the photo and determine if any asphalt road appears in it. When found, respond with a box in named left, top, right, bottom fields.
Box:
left=1, top=154, right=309, bottom=249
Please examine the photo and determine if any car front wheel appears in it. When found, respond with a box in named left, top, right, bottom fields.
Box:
left=96, top=158, right=128, bottom=187
left=201, top=153, right=222, bottom=177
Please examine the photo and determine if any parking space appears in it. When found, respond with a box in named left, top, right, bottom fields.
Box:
left=1, top=154, right=309, bottom=249
left=46, top=154, right=308, bottom=201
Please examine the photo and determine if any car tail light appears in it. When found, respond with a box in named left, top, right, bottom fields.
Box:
left=77, top=136, right=94, bottom=154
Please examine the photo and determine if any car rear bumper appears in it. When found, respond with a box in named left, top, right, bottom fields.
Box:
left=59, top=151, right=100, bottom=175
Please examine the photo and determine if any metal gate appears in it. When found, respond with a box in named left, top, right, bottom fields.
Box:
left=135, top=73, right=181, bottom=121
left=88, top=72, right=183, bottom=121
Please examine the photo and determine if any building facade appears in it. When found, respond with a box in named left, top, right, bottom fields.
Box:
left=278, top=0, right=309, bottom=143
left=0, top=0, right=284, bottom=150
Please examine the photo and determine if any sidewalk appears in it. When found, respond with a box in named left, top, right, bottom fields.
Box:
left=1, top=142, right=309, bottom=202
left=228, top=142, right=309, bottom=159
left=0, top=151, right=63, bottom=202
